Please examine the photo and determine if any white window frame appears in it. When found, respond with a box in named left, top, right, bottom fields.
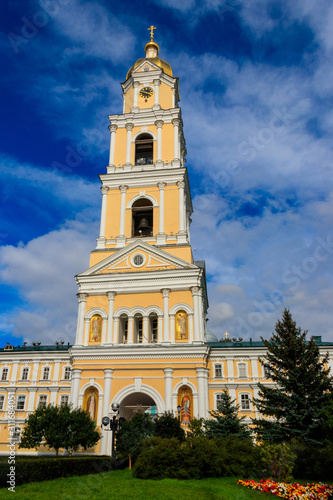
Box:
left=63, top=367, right=71, bottom=380
left=0, top=395, right=5, bottom=410
left=11, top=427, right=22, bottom=442
left=21, top=367, right=29, bottom=381
left=214, top=363, right=223, bottom=378
left=38, top=395, right=48, bottom=407
left=1, top=368, right=9, bottom=381
left=42, top=367, right=50, bottom=380
left=60, top=395, right=69, bottom=406
left=240, top=393, right=251, bottom=411
left=215, top=393, right=224, bottom=409
left=16, top=395, right=26, bottom=411
left=238, top=362, right=247, bottom=379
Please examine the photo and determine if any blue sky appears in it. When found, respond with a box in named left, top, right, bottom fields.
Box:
left=0, top=0, right=332, bottom=346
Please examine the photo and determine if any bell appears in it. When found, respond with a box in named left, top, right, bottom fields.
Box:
left=138, top=217, right=149, bottom=230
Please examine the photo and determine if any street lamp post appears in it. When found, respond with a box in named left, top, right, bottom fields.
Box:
left=102, top=402, right=122, bottom=457
left=177, top=404, right=181, bottom=421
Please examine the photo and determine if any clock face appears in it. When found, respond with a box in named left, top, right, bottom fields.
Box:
left=139, top=87, right=153, bottom=101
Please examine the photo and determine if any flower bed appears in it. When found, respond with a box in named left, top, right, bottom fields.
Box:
left=237, top=479, right=333, bottom=499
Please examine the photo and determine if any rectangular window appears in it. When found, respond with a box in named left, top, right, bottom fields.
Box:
left=216, top=393, right=224, bottom=409
left=16, top=395, right=26, bottom=410
left=0, top=395, right=5, bottom=410
left=38, top=395, right=47, bottom=407
left=64, top=367, right=71, bottom=380
left=22, top=367, right=29, bottom=380
left=43, top=367, right=50, bottom=380
left=1, top=368, right=8, bottom=381
left=240, top=394, right=250, bottom=410
left=11, top=427, right=21, bottom=441
left=152, top=318, right=158, bottom=342
left=238, top=363, right=247, bottom=378
left=215, top=364, right=222, bottom=378
left=61, top=395, right=69, bottom=406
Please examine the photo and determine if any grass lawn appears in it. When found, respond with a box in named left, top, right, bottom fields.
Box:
left=0, top=469, right=275, bottom=499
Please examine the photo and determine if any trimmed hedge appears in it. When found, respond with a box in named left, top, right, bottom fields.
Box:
left=133, top=436, right=263, bottom=479
left=291, top=445, right=333, bottom=481
left=0, top=456, right=126, bottom=488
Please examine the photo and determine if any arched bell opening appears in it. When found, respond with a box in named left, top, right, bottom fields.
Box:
left=132, top=198, right=153, bottom=237
left=118, top=392, right=157, bottom=420
left=134, top=313, right=143, bottom=343
left=135, top=133, right=153, bottom=165
left=119, top=314, right=128, bottom=344
left=149, top=313, right=158, bottom=343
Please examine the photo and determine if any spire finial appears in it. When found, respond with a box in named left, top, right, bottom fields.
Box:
left=148, top=25, right=157, bottom=42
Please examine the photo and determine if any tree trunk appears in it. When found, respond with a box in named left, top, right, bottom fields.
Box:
left=129, top=453, right=132, bottom=470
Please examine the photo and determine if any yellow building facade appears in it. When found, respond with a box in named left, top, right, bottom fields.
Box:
left=1, top=33, right=332, bottom=456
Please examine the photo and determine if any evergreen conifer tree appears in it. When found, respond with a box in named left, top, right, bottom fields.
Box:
left=252, top=308, right=333, bottom=445
left=205, top=390, right=251, bottom=439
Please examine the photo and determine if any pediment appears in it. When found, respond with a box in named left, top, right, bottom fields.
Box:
left=132, top=60, right=161, bottom=74
left=79, top=241, right=197, bottom=277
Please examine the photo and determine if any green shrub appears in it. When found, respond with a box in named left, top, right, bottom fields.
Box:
left=133, top=436, right=262, bottom=480
left=291, top=444, right=333, bottom=481
left=0, top=456, right=120, bottom=488
left=259, top=442, right=296, bottom=482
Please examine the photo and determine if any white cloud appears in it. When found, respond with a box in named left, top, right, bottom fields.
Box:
left=0, top=219, right=97, bottom=344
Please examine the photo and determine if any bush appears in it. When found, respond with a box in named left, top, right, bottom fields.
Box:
left=291, top=444, right=333, bottom=481
left=259, top=442, right=296, bottom=482
left=133, top=436, right=262, bottom=480
left=0, top=456, right=121, bottom=488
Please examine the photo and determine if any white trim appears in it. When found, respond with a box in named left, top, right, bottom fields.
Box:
left=131, top=253, right=146, bottom=268
left=132, top=129, right=157, bottom=142
left=113, top=307, right=131, bottom=319
left=239, top=392, right=252, bottom=411
left=112, top=384, right=165, bottom=414
left=79, top=381, right=103, bottom=397
left=169, top=303, right=194, bottom=315
left=126, top=193, right=158, bottom=208
left=84, top=307, right=108, bottom=320
left=213, top=362, right=223, bottom=379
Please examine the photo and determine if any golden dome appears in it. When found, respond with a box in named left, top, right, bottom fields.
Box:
left=126, top=28, right=173, bottom=80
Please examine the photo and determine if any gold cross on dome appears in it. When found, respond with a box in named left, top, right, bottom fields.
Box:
left=224, top=331, right=230, bottom=339
left=148, top=25, right=157, bottom=41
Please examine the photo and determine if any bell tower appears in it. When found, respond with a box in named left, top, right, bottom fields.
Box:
left=73, top=29, right=208, bottom=349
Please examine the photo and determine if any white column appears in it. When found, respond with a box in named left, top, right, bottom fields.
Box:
left=198, top=288, right=204, bottom=340
left=191, top=287, right=201, bottom=343
left=173, top=118, right=180, bottom=161
left=108, top=124, right=117, bottom=166
left=119, top=185, right=128, bottom=237
left=158, top=315, right=163, bottom=343
left=227, top=358, right=234, bottom=381
left=158, top=182, right=165, bottom=234
left=164, top=368, right=173, bottom=411
left=11, top=362, right=19, bottom=383
left=70, top=369, right=82, bottom=407
left=196, top=367, right=208, bottom=418
left=49, top=388, right=58, bottom=406
left=172, top=88, right=176, bottom=108
left=106, top=292, right=116, bottom=345
left=128, top=316, right=134, bottom=344
left=98, top=186, right=108, bottom=240
left=53, top=362, right=60, bottom=382
left=155, top=120, right=163, bottom=165
left=143, top=316, right=149, bottom=344
left=83, top=318, right=90, bottom=346
left=133, top=82, right=139, bottom=111
left=125, top=123, right=133, bottom=165
left=113, top=317, right=119, bottom=344
left=162, top=289, right=171, bottom=343
left=251, top=358, right=259, bottom=380
left=100, top=369, right=113, bottom=455
left=153, top=79, right=160, bottom=108
left=75, top=293, right=88, bottom=346
left=177, top=181, right=186, bottom=234
left=27, top=389, right=37, bottom=413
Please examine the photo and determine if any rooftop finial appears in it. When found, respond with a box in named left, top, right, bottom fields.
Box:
left=148, top=25, right=157, bottom=42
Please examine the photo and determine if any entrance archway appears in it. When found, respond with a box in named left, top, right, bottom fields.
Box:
left=119, top=392, right=157, bottom=420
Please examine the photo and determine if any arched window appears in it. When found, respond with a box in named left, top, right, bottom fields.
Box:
left=149, top=313, right=158, bottom=343
left=119, top=315, right=128, bottom=344
left=135, top=133, right=153, bottom=165
left=134, top=314, right=143, bottom=343
left=132, top=198, right=153, bottom=237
